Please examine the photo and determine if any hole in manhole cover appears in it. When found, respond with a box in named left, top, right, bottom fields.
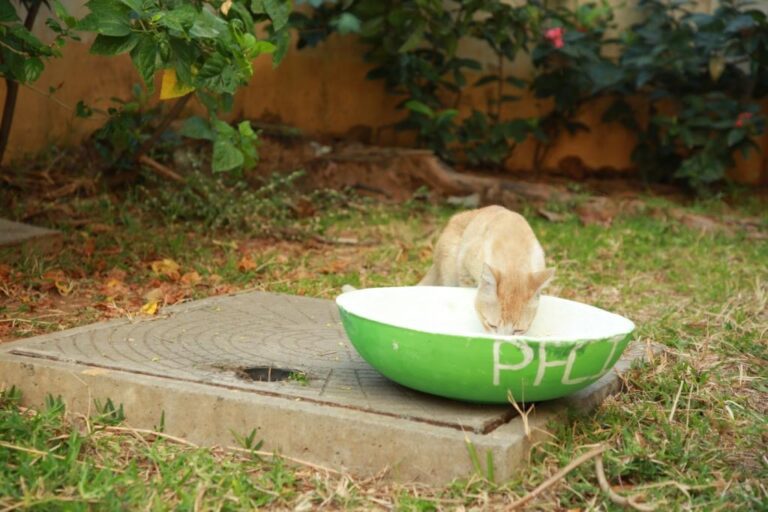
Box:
left=236, top=366, right=308, bottom=384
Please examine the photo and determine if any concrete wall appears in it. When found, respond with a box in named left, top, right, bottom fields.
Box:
left=3, top=0, right=766, bottom=184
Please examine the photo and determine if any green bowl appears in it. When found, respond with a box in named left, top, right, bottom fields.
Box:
left=336, top=286, right=635, bottom=403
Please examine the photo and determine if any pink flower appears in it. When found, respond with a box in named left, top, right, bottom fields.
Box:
left=545, top=27, right=565, bottom=49
left=735, top=112, right=753, bottom=128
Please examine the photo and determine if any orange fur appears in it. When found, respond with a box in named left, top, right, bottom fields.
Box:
left=420, top=205, right=554, bottom=334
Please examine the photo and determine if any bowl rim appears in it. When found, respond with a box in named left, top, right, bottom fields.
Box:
left=335, top=286, right=635, bottom=344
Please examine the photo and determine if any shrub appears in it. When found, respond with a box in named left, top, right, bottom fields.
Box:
left=296, top=0, right=768, bottom=190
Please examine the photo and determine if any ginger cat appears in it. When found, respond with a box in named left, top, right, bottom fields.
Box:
left=420, top=205, right=554, bottom=335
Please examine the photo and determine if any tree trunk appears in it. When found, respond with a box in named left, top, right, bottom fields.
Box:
left=0, top=1, right=43, bottom=165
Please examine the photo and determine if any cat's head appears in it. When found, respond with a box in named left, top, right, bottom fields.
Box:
left=475, top=263, right=555, bottom=335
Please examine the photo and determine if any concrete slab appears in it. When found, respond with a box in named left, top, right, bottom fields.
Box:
left=0, top=218, right=62, bottom=255
left=0, top=291, right=648, bottom=483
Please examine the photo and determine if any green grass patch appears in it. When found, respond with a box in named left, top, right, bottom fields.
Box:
left=1, top=178, right=766, bottom=509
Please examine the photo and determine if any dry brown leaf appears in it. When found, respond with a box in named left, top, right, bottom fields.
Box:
left=144, top=287, right=165, bottom=303
left=238, top=255, right=258, bottom=272
left=88, top=223, right=114, bottom=233
left=180, top=271, right=202, bottom=286
left=54, top=280, right=74, bottom=296
left=575, top=197, right=618, bottom=227
left=220, top=0, right=233, bottom=14
left=81, top=238, right=95, bottom=258
left=150, top=258, right=181, bottom=280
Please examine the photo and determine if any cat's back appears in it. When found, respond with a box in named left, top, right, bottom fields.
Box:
left=461, top=205, right=536, bottom=241
left=461, top=206, right=544, bottom=276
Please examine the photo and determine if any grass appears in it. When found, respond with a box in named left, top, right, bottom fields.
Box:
left=1, top=174, right=767, bottom=510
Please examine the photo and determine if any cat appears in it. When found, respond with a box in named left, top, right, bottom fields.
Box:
left=419, top=205, right=554, bottom=335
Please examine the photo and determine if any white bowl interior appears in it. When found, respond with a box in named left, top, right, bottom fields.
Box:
left=336, top=286, right=634, bottom=341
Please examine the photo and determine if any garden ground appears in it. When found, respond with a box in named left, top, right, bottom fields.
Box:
left=0, top=160, right=766, bottom=510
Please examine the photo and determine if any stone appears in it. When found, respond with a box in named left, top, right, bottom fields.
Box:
left=0, top=290, right=649, bottom=484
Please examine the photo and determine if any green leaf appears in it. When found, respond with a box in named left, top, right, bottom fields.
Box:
left=263, top=0, right=290, bottom=31
left=20, top=58, right=44, bottom=83
left=243, top=36, right=276, bottom=58
left=270, top=28, right=289, bottom=66
left=333, top=13, right=361, bottom=35
left=238, top=121, right=259, bottom=169
left=404, top=100, right=434, bottom=117
left=75, top=100, right=93, bottom=118
left=726, top=129, right=745, bottom=147
left=238, top=120, right=255, bottom=139
left=399, top=23, right=425, bottom=53
left=130, top=36, right=157, bottom=87
left=180, top=116, right=216, bottom=140
left=52, top=0, right=77, bottom=28
left=79, top=0, right=132, bottom=36
left=212, top=118, right=237, bottom=137
left=190, top=9, right=225, bottom=39
left=0, top=0, right=19, bottom=22
left=212, top=139, right=245, bottom=172
left=119, top=0, right=144, bottom=13
left=90, top=34, right=138, bottom=55
left=158, top=5, right=198, bottom=33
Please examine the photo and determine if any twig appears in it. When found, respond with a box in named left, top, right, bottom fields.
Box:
left=193, top=485, right=207, bottom=512
left=132, top=93, right=193, bottom=164
left=94, top=425, right=341, bottom=475
left=0, top=440, right=120, bottom=473
left=508, top=445, right=607, bottom=509
left=507, top=390, right=534, bottom=441
left=595, top=455, right=658, bottom=511
left=669, top=380, right=684, bottom=423
left=97, top=425, right=199, bottom=448
left=138, top=155, right=186, bottom=184
left=226, top=445, right=341, bottom=475
left=311, top=234, right=374, bottom=246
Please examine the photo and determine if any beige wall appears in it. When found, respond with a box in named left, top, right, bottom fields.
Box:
left=2, top=1, right=765, bottom=184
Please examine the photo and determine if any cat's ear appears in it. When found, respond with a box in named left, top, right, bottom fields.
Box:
left=480, top=263, right=499, bottom=291
left=529, top=268, right=555, bottom=292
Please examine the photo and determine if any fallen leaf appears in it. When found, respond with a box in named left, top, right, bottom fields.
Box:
left=42, top=269, right=67, bottom=282
left=81, top=238, right=95, bottom=258
left=291, top=197, right=317, bottom=218
left=575, top=197, right=618, bottom=227
left=150, top=258, right=181, bottom=280
left=144, top=287, right=165, bottom=302
left=54, top=281, right=74, bottom=296
left=141, top=300, right=159, bottom=315
left=180, top=271, right=202, bottom=285
left=319, top=259, right=349, bottom=274
left=88, top=223, right=114, bottom=233
left=102, top=278, right=129, bottom=297
left=238, top=255, right=258, bottom=272
left=220, top=0, right=233, bottom=14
